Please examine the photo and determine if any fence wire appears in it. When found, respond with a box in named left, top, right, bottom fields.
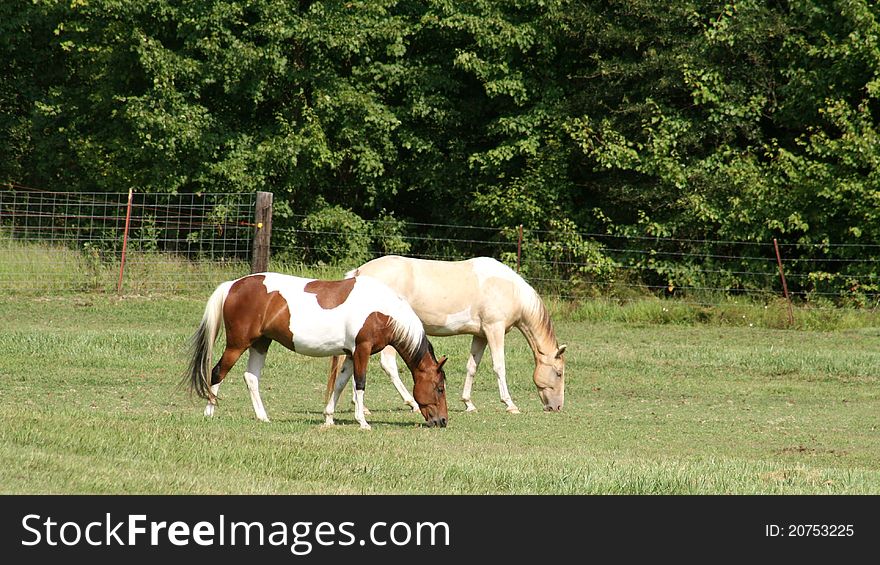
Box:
left=275, top=213, right=880, bottom=311
left=2, top=187, right=879, bottom=312
left=0, top=186, right=256, bottom=294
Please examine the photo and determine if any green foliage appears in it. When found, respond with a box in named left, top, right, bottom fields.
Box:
left=135, top=215, right=160, bottom=253
left=503, top=218, right=617, bottom=297
left=289, top=203, right=410, bottom=268
left=369, top=210, right=411, bottom=257
left=295, top=204, right=373, bottom=266
left=3, top=0, right=880, bottom=300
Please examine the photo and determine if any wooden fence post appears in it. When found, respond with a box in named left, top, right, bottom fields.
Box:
left=251, top=191, right=273, bottom=273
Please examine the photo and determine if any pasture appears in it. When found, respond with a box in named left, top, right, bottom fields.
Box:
left=1, top=293, right=879, bottom=494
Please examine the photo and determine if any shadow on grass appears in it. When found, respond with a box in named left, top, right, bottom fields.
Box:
left=274, top=408, right=431, bottom=429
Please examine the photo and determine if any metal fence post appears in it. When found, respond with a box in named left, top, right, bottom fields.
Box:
left=772, top=238, right=794, bottom=326
left=251, top=191, right=273, bottom=273
left=516, top=224, right=523, bottom=272
left=116, top=188, right=134, bottom=294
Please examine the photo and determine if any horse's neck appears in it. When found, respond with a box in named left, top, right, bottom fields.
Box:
left=516, top=302, right=557, bottom=361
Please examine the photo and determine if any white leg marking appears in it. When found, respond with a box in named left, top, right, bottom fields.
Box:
left=353, top=389, right=371, bottom=430
left=204, top=383, right=221, bottom=417
left=380, top=346, right=419, bottom=411
left=350, top=381, right=371, bottom=415
left=244, top=347, right=270, bottom=422
left=461, top=336, right=487, bottom=412
left=485, top=325, right=519, bottom=414
left=324, top=357, right=353, bottom=426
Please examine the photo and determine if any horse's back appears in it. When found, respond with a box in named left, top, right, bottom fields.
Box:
left=231, top=272, right=402, bottom=356
left=352, top=256, right=531, bottom=333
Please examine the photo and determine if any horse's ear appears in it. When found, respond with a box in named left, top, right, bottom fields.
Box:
left=555, top=345, right=567, bottom=358
left=437, top=355, right=448, bottom=369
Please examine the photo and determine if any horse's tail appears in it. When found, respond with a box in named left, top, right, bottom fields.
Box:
left=186, top=281, right=233, bottom=402
left=325, top=354, right=345, bottom=403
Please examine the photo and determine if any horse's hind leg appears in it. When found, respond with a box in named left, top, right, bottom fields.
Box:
left=351, top=346, right=372, bottom=430
left=461, top=335, right=487, bottom=412
left=244, top=337, right=271, bottom=422
left=204, top=346, right=246, bottom=417
left=378, top=346, right=419, bottom=412
left=324, top=356, right=354, bottom=426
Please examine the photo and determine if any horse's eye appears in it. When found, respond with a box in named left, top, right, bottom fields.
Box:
left=437, top=386, right=444, bottom=394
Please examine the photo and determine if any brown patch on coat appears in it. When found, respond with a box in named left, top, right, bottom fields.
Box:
left=224, top=275, right=295, bottom=351
left=355, top=311, right=432, bottom=376
left=354, top=312, right=395, bottom=355
left=304, top=278, right=356, bottom=309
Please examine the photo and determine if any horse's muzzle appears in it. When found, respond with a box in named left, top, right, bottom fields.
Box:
left=538, top=388, right=564, bottom=412
left=427, top=416, right=447, bottom=428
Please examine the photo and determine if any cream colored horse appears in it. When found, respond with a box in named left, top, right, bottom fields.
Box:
left=329, top=256, right=566, bottom=413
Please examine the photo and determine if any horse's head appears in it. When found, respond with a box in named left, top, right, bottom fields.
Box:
left=413, top=354, right=448, bottom=427
left=534, top=344, right=566, bottom=411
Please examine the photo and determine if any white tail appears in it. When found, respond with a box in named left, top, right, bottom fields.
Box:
left=185, top=281, right=233, bottom=401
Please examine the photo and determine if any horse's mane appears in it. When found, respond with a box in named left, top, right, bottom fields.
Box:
left=387, top=295, right=432, bottom=363
left=517, top=275, right=558, bottom=352
left=353, top=273, right=432, bottom=364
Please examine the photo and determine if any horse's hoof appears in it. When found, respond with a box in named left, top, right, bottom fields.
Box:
left=407, top=402, right=420, bottom=412
left=257, top=417, right=270, bottom=423
left=363, top=407, right=372, bottom=416
left=506, top=406, right=521, bottom=414
left=463, top=401, right=477, bottom=412
left=359, top=423, right=372, bottom=430
left=323, top=416, right=335, bottom=426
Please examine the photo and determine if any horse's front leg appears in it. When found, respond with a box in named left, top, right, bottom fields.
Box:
left=351, top=347, right=372, bottom=430
left=379, top=345, right=419, bottom=411
left=324, top=356, right=354, bottom=426
left=461, top=335, right=487, bottom=412
left=485, top=324, right=520, bottom=414
left=351, top=345, right=417, bottom=414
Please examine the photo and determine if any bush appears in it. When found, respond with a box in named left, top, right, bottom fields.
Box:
left=288, top=206, right=410, bottom=268
left=504, top=218, right=618, bottom=298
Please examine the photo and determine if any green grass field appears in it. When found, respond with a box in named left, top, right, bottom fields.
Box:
left=1, top=292, right=879, bottom=494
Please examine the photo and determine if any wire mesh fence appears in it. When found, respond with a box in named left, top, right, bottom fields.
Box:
left=2, top=186, right=879, bottom=315
left=0, top=186, right=256, bottom=294
left=273, top=213, right=880, bottom=313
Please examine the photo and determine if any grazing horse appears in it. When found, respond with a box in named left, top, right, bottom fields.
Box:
left=329, top=256, right=566, bottom=413
left=186, top=272, right=449, bottom=429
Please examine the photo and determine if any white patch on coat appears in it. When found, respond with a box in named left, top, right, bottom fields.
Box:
left=438, top=306, right=477, bottom=334
left=259, top=272, right=423, bottom=358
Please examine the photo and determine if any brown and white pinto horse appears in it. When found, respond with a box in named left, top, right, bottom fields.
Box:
left=186, top=272, right=448, bottom=428
left=329, top=256, right=566, bottom=413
